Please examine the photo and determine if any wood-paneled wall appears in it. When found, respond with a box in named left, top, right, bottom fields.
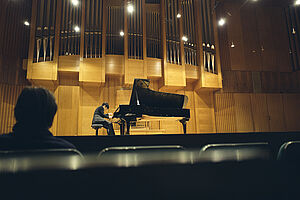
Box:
left=215, top=92, right=300, bottom=133
left=217, top=1, right=291, bottom=72
left=0, top=0, right=31, bottom=85
left=0, top=84, right=26, bottom=134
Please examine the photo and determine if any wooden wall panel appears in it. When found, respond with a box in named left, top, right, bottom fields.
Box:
left=283, top=94, right=300, bottom=131
left=272, top=7, right=291, bottom=72
left=184, top=90, right=196, bottom=133
left=250, top=94, right=270, bottom=132
left=125, top=59, right=147, bottom=85
left=58, top=56, right=80, bottom=72
left=233, top=93, right=254, bottom=132
left=256, top=6, right=277, bottom=72
left=56, top=86, right=80, bottom=136
left=214, top=93, right=236, bottom=133
left=224, top=2, right=246, bottom=70
left=194, top=91, right=216, bottom=133
left=79, top=58, right=105, bottom=84
left=266, top=94, right=287, bottom=132
left=78, top=85, right=102, bottom=136
left=240, top=4, right=262, bottom=71
left=0, top=84, right=25, bottom=134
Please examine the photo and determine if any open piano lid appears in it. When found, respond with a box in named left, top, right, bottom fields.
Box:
left=129, top=79, right=188, bottom=109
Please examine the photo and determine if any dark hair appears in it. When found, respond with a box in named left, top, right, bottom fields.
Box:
left=14, top=87, right=57, bottom=129
left=102, top=102, right=109, bottom=109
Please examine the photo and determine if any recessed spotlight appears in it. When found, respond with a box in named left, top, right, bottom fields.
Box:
left=295, top=0, right=300, bottom=5
left=127, top=4, right=134, bottom=13
left=182, top=36, right=188, bottom=42
left=218, top=18, right=226, bottom=26
left=24, top=21, right=30, bottom=26
left=176, top=13, right=181, bottom=18
left=74, top=26, right=80, bottom=32
left=230, top=42, right=235, bottom=48
left=120, top=31, right=124, bottom=36
left=72, top=0, right=79, bottom=6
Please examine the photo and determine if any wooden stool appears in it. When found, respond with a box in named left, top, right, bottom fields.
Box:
left=91, top=124, right=104, bottom=136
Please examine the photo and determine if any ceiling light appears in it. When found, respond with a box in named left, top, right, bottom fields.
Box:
left=230, top=42, right=235, bottom=48
left=72, top=0, right=79, bottom=6
left=24, top=21, right=30, bottom=26
left=176, top=13, right=181, bottom=18
left=74, top=26, right=80, bottom=32
left=295, top=0, right=300, bottom=5
left=120, top=31, right=124, bottom=36
left=127, top=4, right=134, bottom=13
left=218, top=18, right=226, bottom=26
left=182, top=36, right=188, bottom=42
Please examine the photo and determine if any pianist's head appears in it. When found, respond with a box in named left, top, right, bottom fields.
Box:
left=102, top=102, right=109, bottom=109
left=14, top=87, right=57, bottom=129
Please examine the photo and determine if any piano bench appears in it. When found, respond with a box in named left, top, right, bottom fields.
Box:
left=91, top=124, right=104, bottom=136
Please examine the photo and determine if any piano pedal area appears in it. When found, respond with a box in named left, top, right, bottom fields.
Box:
left=112, top=119, right=167, bottom=135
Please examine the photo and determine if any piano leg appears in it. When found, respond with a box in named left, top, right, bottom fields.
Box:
left=126, top=120, right=131, bottom=135
left=118, top=119, right=125, bottom=135
left=179, top=118, right=188, bottom=134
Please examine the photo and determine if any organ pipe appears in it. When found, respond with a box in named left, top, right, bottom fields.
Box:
left=59, top=0, right=82, bottom=56
left=200, top=0, right=216, bottom=73
left=34, top=0, right=57, bottom=63
left=30, top=0, right=219, bottom=73
left=165, top=0, right=181, bottom=65
left=106, top=6, right=124, bottom=55
left=84, top=0, right=103, bottom=58
left=182, top=0, right=197, bottom=66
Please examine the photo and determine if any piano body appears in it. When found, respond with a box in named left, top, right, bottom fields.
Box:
left=113, top=79, right=190, bottom=135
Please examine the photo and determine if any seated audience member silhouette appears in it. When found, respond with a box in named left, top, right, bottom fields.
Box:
left=0, top=87, right=75, bottom=150
left=92, top=103, right=115, bottom=136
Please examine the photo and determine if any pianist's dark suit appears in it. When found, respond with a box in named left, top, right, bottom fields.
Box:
left=92, top=105, right=115, bottom=136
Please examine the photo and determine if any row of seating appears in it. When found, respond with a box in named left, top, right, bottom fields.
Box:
left=0, top=141, right=299, bottom=172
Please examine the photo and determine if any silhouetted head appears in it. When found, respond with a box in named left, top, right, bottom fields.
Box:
left=102, top=102, right=109, bottom=109
left=14, top=87, right=57, bottom=129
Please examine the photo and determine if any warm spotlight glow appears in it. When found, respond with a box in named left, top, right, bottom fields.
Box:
left=24, top=21, right=30, bottom=26
left=176, top=13, right=181, bottom=18
left=182, top=36, right=188, bottom=42
left=127, top=4, right=134, bottom=13
left=72, top=0, right=79, bottom=6
left=74, top=26, right=80, bottom=32
left=230, top=42, right=235, bottom=48
left=295, top=0, right=300, bottom=5
left=218, top=18, right=226, bottom=26
left=251, top=0, right=258, bottom=2
left=120, top=31, right=124, bottom=36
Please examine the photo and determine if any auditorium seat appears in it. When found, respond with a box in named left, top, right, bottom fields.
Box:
left=199, top=142, right=271, bottom=162
left=97, top=145, right=194, bottom=166
left=277, top=141, right=300, bottom=162
left=0, top=148, right=84, bottom=172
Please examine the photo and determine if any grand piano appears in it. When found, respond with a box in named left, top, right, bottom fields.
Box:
left=113, top=79, right=190, bottom=135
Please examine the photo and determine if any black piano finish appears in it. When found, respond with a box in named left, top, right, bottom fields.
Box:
left=113, top=79, right=190, bottom=135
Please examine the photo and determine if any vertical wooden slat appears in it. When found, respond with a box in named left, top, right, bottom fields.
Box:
left=80, top=0, right=86, bottom=60
left=54, top=0, right=62, bottom=63
left=161, top=0, right=167, bottom=75
left=250, top=94, right=270, bottom=132
left=27, top=0, right=38, bottom=72
left=215, top=93, right=236, bottom=133
left=267, top=94, right=287, bottom=132
left=142, top=0, right=147, bottom=60
left=178, top=0, right=184, bottom=66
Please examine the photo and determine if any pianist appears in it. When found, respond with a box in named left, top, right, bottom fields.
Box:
left=92, top=103, right=115, bottom=136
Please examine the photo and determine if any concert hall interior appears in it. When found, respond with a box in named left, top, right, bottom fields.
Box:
left=1, top=0, right=300, bottom=199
